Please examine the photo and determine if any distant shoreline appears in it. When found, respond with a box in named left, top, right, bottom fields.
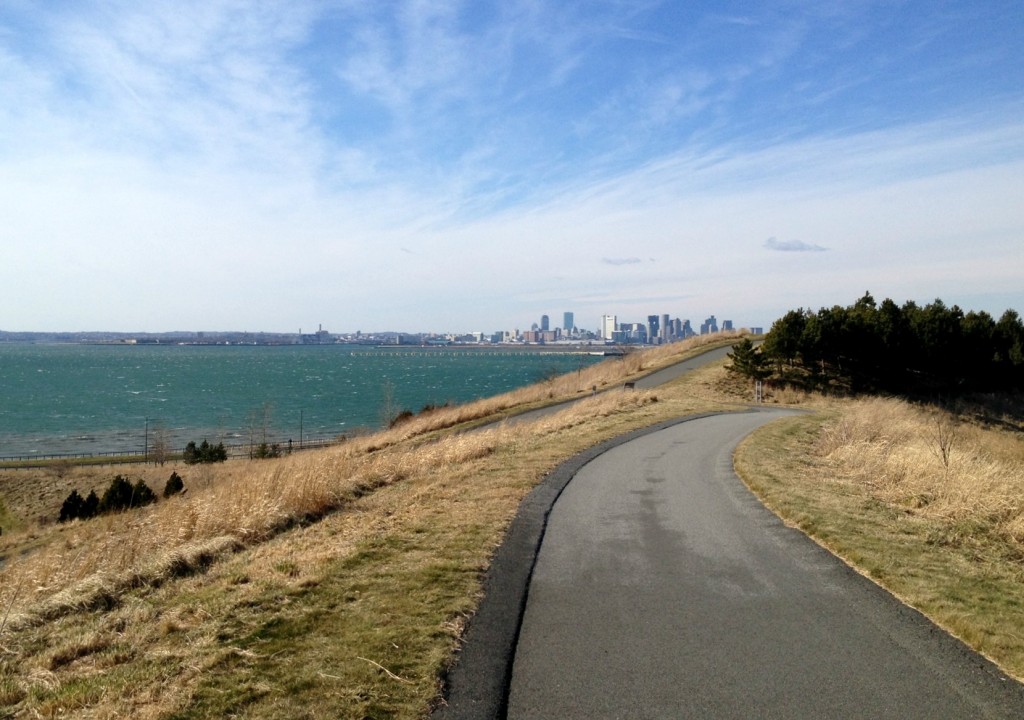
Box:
left=0, top=336, right=625, bottom=353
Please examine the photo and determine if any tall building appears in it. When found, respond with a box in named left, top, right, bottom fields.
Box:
left=661, top=313, right=671, bottom=341
left=621, top=322, right=647, bottom=344
left=647, top=315, right=660, bottom=344
left=601, top=314, right=618, bottom=340
left=701, top=315, right=719, bottom=334
left=563, top=311, right=574, bottom=331
left=541, top=315, right=550, bottom=332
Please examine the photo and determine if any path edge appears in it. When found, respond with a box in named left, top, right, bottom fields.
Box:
left=430, top=410, right=744, bottom=719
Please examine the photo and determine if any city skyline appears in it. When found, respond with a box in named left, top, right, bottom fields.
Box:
left=1, top=303, right=755, bottom=345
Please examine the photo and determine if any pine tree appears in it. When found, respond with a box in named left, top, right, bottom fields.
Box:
left=132, top=479, right=158, bottom=508
left=59, top=489, right=84, bottom=523
left=727, top=338, right=770, bottom=381
left=100, top=475, right=135, bottom=513
left=163, top=471, right=185, bottom=498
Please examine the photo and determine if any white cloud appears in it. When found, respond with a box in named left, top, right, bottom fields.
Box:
left=763, top=237, right=828, bottom=252
left=0, top=2, right=1022, bottom=333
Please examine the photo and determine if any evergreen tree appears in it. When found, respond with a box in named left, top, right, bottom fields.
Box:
left=82, top=490, right=100, bottom=519
left=761, top=309, right=807, bottom=369
left=762, top=292, right=1022, bottom=396
left=100, top=475, right=136, bottom=513
left=183, top=440, right=227, bottom=464
left=209, top=441, right=227, bottom=462
left=132, top=479, right=158, bottom=508
left=163, top=471, right=185, bottom=498
left=59, top=489, right=84, bottom=523
left=727, top=338, right=770, bottom=381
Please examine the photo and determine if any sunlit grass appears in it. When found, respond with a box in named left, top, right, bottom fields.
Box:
left=736, top=398, right=1024, bottom=680
left=0, top=335, right=738, bottom=718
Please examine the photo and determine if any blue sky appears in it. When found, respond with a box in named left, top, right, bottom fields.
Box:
left=1, top=1, right=1022, bottom=334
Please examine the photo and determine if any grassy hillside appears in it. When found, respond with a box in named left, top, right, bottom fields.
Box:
left=0, top=335, right=745, bottom=718
left=3, top=335, right=1022, bottom=717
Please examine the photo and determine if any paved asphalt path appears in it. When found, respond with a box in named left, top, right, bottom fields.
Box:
left=630, top=344, right=735, bottom=390
left=506, top=411, right=1024, bottom=719
left=499, top=344, right=735, bottom=428
left=432, top=347, right=1024, bottom=719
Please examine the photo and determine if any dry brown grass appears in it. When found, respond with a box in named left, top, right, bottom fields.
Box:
left=816, top=397, right=1024, bottom=542
left=736, top=395, right=1024, bottom=680
left=0, top=349, right=720, bottom=718
left=0, top=337, right=737, bottom=630
left=4, top=343, right=1023, bottom=714
left=364, top=332, right=742, bottom=444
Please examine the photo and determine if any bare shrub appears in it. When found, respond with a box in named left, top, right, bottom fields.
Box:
left=931, top=412, right=959, bottom=471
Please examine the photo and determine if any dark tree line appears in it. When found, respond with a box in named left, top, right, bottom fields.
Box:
left=183, top=440, right=227, bottom=464
left=749, top=293, right=1024, bottom=395
left=59, top=472, right=185, bottom=523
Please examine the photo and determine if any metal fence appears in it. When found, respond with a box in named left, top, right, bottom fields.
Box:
left=0, top=437, right=341, bottom=468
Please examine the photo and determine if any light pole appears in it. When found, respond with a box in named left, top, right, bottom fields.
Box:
left=144, top=417, right=149, bottom=463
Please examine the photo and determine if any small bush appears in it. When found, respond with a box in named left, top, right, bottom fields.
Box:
left=163, top=471, right=185, bottom=498
left=58, top=483, right=131, bottom=524
left=132, top=479, right=158, bottom=508
left=97, top=475, right=157, bottom=513
left=389, top=409, right=415, bottom=428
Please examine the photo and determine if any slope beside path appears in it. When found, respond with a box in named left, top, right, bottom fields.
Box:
left=433, top=349, right=1024, bottom=719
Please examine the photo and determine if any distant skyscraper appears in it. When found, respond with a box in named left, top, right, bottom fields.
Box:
left=563, top=311, right=574, bottom=331
left=601, top=314, right=617, bottom=340
left=647, top=315, right=660, bottom=344
left=541, top=315, right=550, bottom=332
left=661, top=313, right=670, bottom=341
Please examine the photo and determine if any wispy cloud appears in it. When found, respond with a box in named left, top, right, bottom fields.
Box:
left=1, top=2, right=1022, bottom=333
left=763, top=237, right=828, bottom=252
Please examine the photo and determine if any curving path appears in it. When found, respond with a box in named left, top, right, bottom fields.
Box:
left=506, top=411, right=1024, bottom=718
left=433, top=352, right=1024, bottom=719
left=499, top=344, right=736, bottom=428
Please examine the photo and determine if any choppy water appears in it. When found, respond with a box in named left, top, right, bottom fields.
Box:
left=0, top=343, right=603, bottom=457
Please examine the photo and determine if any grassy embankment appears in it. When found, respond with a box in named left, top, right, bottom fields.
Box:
left=3, top=335, right=1022, bottom=717
left=735, top=396, right=1024, bottom=680
left=0, top=335, right=746, bottom=718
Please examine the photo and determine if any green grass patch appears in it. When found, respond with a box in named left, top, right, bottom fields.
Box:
left=0, top=494, right=20, bottom=535
left=174, top=527, right=485, bottom=719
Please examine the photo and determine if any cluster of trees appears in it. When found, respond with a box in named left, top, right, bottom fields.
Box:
left=183, top=440, right=227, bottom=464
left=252, top=442, right=282, bottom=459
left=732, top=293, right=1024, bottom=395
left=58, top=471, right=185, bottom=523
